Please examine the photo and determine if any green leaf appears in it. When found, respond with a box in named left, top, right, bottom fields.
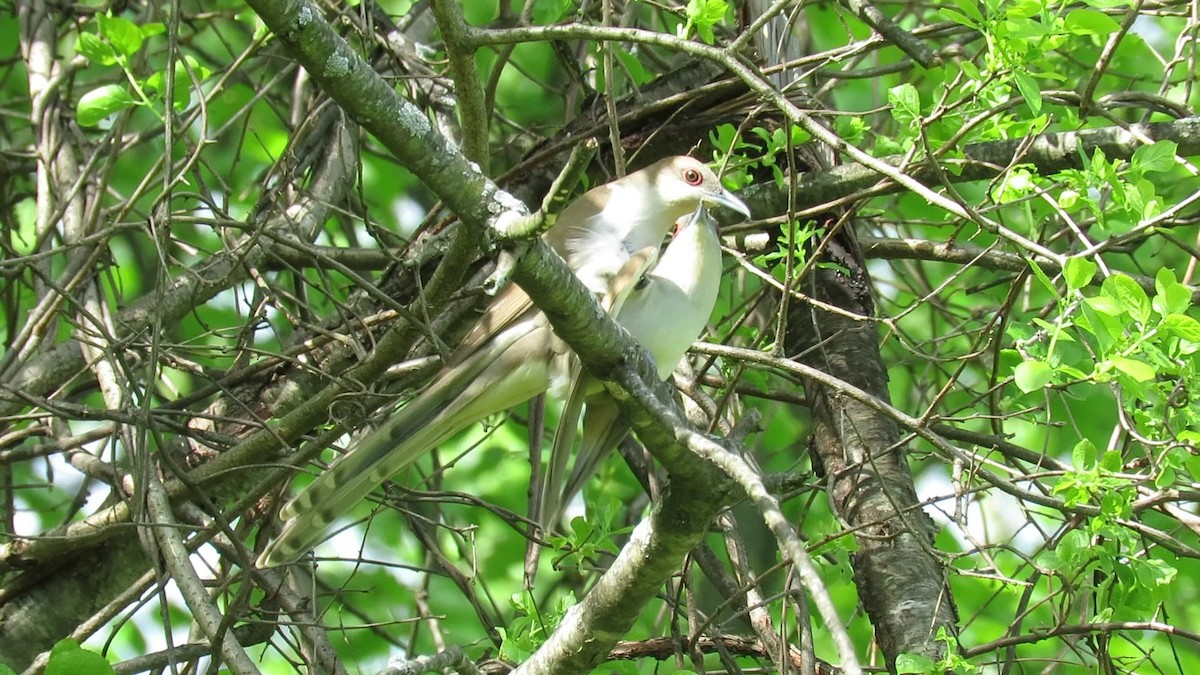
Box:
left=140, top=22, right=166, bottom=38
left=1040, top=548, right=1065, bottom=570
left=1101, top=489, right=1132, bottom=519
left=613, top=47, right=651, bottom=86
left=1027, top=254, right=1058, bottom=296
left=895, top=652, right=938, bottom=674
left=686, top=0, right=727, bottom=25
left=953, top=0, right=984, bottom=23
left=145, top=56, right=211, bottom=110
left=1085, top=294, right=1123, bottom=318
left=1090, top=146, right=1110, bottom=178
left=993, top=167, right=1036, bottom=203
left=497, top=627, right=533, bottom=663
left=1006, top=0, right=1041, bottom=19
left=1081, top=299, right=1122, bottom=353
left=1063, top=256, right=1097, bottom=291
left=1103, top=274, right=1151, bottom=324
left=888, top=83, right=921, bottom=120
left=1187, top=452, right=1200, bottom=482
left=76, top=84, right=137, bottom=126
left=685, top=0, right=728, bottom=43
left=1058, top=529, right=1090, bottom=562
left=1161, top=314, right=1200, bottom=343
left=77, top=32, right=117, bottom=66
left=1073, top=439, right=1097, bottom=470
left=938, top=8, right=979, bottom=28
left=1108, top=355, right=1155, bottom=382
left=1101, top=449, right=1123, bottom=473
left=770, top=127, right=787, bottom=152
left=1059, top=188, right=1080, bottom=208
left=709, top=123, right=739, bottom=154
left=1064, top=9, right=1122, bottom=35
left=1012, top=71, right=1042, bottom=114
left=1135, top=558, right=1177, bottom=588
left=45, top=639, right=114, bottom=675
left=1014, top=360, right=1053, bottom=392
left=876, top=136, right=904, bottom=155
left=509, top=590, right=536, bottom=614
left=1131, top=140, right=1178, bottom=174
left=97, top=13, right=143, bottom=57
left=1153, top=267, right=1192, bottom=315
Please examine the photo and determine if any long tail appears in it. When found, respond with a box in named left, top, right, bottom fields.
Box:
left=541, top=396, right=631, bottom=531
left=538, top=367, right=587, bottom=532
left=563, top=400, right=631, bottom=510
left=259, top=319, right=548, bottom=566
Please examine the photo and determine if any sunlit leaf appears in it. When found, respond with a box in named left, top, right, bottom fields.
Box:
left=1073, top=439, right=1097, bottom=470
left=1108, top=355, right=1155, bottom=382
left=1162, top=314, right=1200, bottom=342
left=888, top=83, right=921, bottom=120
left=45, top=639, right=114, bottom=675
left=1103, top=274, right=1151, bottom=325
left=1132, top=140, right=1179, bottom=174
left=97, top=13, right=143, bottom=57
left=1063, top=257, right=1097, bottom=291
left=77, top=32, right=117, bottom=66
left=1014, top=360, right=1053, bottom=392
left=76, top=84, right=137, bottom=126
left=1064, top=9, right=1122, bottom=35
left=1012, top=71, right=1042, bottom=114
left=895, top=653, right=938, bottom=674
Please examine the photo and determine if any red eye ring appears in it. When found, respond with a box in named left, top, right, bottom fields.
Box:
left=683, top=168, right=703, bottom=185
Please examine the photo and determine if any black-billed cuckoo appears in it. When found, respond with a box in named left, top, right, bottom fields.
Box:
left=259, top=157, right=748, bottom=566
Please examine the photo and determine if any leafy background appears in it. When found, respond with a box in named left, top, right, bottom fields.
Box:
left=1, top=0, right=1199, bottom=673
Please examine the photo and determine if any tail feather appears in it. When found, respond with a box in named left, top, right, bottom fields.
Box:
left=260, top=364, right=482, bottom=566
left=562, top=400, right=631, bottom=508
left=259, top=319, right=553, bottom=567
left=538, top=367, right=587, bottom=533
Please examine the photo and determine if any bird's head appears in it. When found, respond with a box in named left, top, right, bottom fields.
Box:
left=649, top=156, right=751, bottom=220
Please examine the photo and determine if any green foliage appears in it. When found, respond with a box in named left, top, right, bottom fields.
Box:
left=548, top=494, right=633, bottom=570
left=888, top=83, right=921, bottom=124
left=1049, top=142, right=1176, bottom=232
left=45, top=640, right=114, bottom=675
left=75, top=12, right=210, bottom=126
left=897, top=635, right=976, bottom=675
left=709, top=121, right=814, bottom=188
left=498, top=590, right=577, bottom=662
left=5, top=1, right=1200, bottom=674
left=680, top=0, right=730, bottom=44
left=76, top=84, right=137, bottom=127
left=1009, top=265, right=1200, bottom=451
left=895, top=652, right=938, bottom=675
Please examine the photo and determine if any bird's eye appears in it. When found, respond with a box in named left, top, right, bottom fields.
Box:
left=683, top=168, right=703, bottom=185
